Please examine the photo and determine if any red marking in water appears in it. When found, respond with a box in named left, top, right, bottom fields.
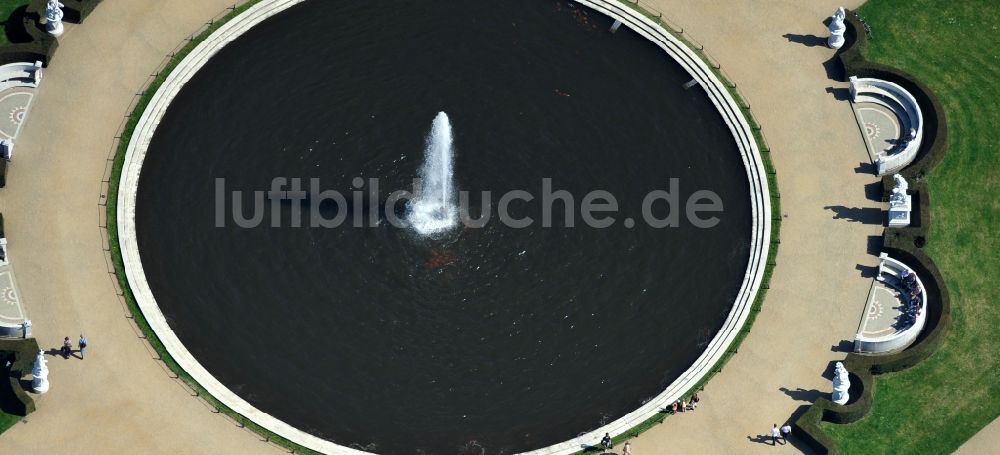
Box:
left=425, top=249, right=457, bottom=269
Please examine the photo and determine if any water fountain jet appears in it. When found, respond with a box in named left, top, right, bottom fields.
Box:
left=408, top=112, right=458, bottom=235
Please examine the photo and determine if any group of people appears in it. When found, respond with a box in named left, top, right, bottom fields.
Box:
left=598, top=433, right=631, bottom=454
left=60, top=334, right=88, bottom=359
left=769, top=423, right=792, bottom=445
left=898, top=269, right=923, bottom=326
left=667, top=391, right=700, bottom=414
left=592, top=392, right=703, bottom=453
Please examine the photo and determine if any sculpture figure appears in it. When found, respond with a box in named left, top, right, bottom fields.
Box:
left=828, top=7, right=847, bottom=49
left=832, top=361, right=850, bottom=405
left=31, top=350, right=49, bottom=393
left=45, top=0, right=65, bottom=37
left=889, top=174, right=909, bottom=208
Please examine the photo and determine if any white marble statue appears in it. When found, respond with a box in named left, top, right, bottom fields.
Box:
left=828, top=7, right=847, bottom=49
left=888, top=173, right=913, bottom=227
left=31, top=350, right=49, bottom=394
left=45, top=0, right=65, bottom=37
left=832, top=361, right=850, bottom=405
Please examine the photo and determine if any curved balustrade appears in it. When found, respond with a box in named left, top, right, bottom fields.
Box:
left=0, top=61, right=43, bottom=93
left=849, top=76, right=923, bottom=175
left=854, top=253, right=927, bottom=354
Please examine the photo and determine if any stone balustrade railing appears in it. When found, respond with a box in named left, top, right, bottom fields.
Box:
left=854, top=253, right=927, bottom=354
left=849, top=76, right=923, bottom=175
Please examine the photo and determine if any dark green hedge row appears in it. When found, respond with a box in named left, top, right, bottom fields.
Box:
left=0, top=0, right=59, bottom=66
left=0, top=0, right=103, bottom=67
left=60, top=0, right=102, bottom=24
left=793, top=11, right=953, bottom=454
left=0, top=338, right=40, bottom=416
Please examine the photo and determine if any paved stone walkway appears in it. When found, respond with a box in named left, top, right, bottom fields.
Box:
left=0, top=0, right=885, bottom=454
left=0, top=89, right=33, bottom=141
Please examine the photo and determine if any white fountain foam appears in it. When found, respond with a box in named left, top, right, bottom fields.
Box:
left=408, top=111, right=458, bottom=235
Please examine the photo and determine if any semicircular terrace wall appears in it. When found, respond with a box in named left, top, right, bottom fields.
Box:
left=114, top=0, right=772, bottom=453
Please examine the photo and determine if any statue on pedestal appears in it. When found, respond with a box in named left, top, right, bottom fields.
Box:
left=828, top=7, right=847, bottom=49
left=31, top=350, right=49, bottom=393
left=832, top=361, right=851, bottom=405
left=45, top=0, right=65, bottom=37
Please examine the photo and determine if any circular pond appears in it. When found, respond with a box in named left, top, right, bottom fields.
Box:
left=125, top=0, right=761, bottom=453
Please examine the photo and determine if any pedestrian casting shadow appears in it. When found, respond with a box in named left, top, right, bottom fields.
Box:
left=779, top=387, right=824, bottom=402
left=782, top=33, right=827, bottom=47
left=824, top=206, right=884, bottom=224
left=747, top=434, right=783, bottom=446
left=826, top=86, right=852, bottom=101
left=44, top=348, right=80, bottom=359
left=831, top=339, right=854, bottom=352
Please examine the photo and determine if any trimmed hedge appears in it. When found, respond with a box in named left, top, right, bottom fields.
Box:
left=60, top=0, right=102, bottom=24
left=0, top=0, right=59, bottom=66
left=793, top=11, right=953, bottom=454
left=0, top=0, right=103, bottom=67
left=0, top=338, right=40, bottom=417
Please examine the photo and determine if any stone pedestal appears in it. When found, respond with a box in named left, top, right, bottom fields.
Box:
left=828, top=7, right=846, bottom=49
left=888, top=195, right=912, bottom=227
left=46, top=21, right=63, bottom=37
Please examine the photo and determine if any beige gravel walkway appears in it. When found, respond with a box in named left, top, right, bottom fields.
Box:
left=955, top=417, right=1000, bottom=455
left=0, top=0, right=883, bottom=454
left=629, top=0, right=877, bottom=453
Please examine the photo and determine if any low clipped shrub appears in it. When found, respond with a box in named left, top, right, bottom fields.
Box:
left=60, top=0, right=103, bottom=24
left=0, top=338, right=40, bottom=417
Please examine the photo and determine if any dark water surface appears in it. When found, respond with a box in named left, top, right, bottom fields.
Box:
left=135, top=0, right=751, bottom=453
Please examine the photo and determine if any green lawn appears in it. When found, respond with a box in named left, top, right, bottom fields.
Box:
left=0, top=0, right=29, bottom=46
left=821, top=0, right=1000, bottom=453
left=0, top=412, right=21, bottom=434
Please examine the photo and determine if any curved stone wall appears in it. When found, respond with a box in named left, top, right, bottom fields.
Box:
left=115, top=0, right=772, bottom=453
left=854, top=253, right=927, bottom=354
left=849, top=76, right=923, bottom=175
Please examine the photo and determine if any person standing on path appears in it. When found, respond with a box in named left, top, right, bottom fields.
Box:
left=600, top=432, right=612, bottom=451
left=780, top=424, right=792, bottom=443
left=78, top=334, right=88, bottom=359
left=770, top=424, right=782, bottom=445
left=61, top=337, right=72, bottom=358
left=622, top=441, right=632, bottom=454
